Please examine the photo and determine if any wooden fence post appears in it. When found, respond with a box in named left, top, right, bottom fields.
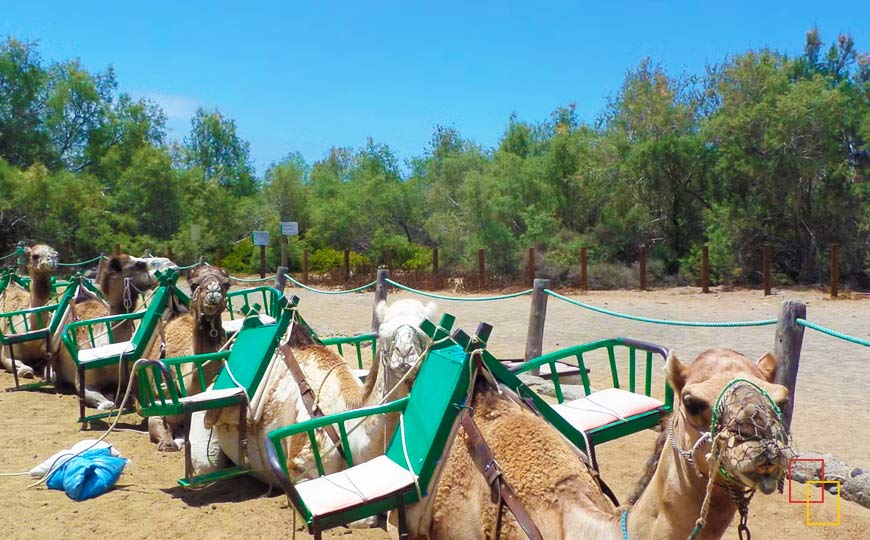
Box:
left=281, top=236, right=288, bottom=270
left=763, top=243, right=772, bottom=296
left=302, top=250, right=309, bottom=284
left=773, top=300, right=806, bottom=430
left=274, top=266, right=288, bottom=293
left=639, top=245, right=647, bottom=291
left=701, top=244, right=710, bottom=293
left=478, top=248, right=486, bottom=289
left=343, top=249, right=350, bottom=282
left=527, top=248, right=535, bottom=287
left=259, top=245, right=266, bottom=278
left=525, top=278, right=550, bottom=376
left=371, top=268, right=390, bottom=332
left=830, top=243, right=840, bottom=299
left=215, top=248, right=223, bottom=267
left=580, top=247, right=588, bottom=292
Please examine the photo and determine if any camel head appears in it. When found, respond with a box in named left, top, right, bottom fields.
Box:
left=25, top=244, right=59, bottom=276
left=100, top=254, right=158, bottom=295
left=666, top=348, right=793, bottom=495
left=375, top=299, right=437, bottom=384
left=189, top=265, right=231, bottom=318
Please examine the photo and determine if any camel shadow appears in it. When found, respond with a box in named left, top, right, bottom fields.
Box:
left=160, top=475, right=281, bottom=507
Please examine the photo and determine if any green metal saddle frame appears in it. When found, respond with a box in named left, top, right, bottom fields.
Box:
left=137, top=293, right=292, bottom=486
left=264, top=314, right=474, bottom=540
left=0, top=275, right=88, bottom=391
left=61, top=270, right=179, bottom=424
left=492, top=337, right=674, bottom=469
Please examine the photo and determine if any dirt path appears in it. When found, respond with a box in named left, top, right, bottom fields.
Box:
left=0, top=284, right=867, bottom=539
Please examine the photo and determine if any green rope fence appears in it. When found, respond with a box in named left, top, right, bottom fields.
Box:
left=797, top=318, right=870, bottom=347
left=0, top=251, right=17, bottom=262
left=385, top=278, right=533, bottom=301
left=174, top=261, right=204, bottom=271
left=57, top=255, right=105, bottom=267
left=544, top=289, right=778, bottom=327
left=284, top=274, right=377, bottom=295
left=230, top=274, right=277, bottom=283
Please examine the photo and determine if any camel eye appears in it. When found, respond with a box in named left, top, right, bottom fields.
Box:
left=683, top=395, right=709, bottom=417
left=32, top=254, right=39, bottom=260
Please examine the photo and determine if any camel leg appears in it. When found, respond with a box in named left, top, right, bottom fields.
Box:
left=77, top=366, right=116, bottom=418
left=1, top=346, right=34, bottom=387
left=149, top=416, right=180, bottom=452
left=395, top=495, right=409, bottom=540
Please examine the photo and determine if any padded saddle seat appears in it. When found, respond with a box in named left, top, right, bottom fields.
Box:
left=551, top=387, right=664, bottom=433
left=295, top=455, right=417, bottom=517
left=76, top=341, right=134, bottom=364
left=222, top=314, right=276, bottom=334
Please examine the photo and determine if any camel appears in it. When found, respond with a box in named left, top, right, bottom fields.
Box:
left=145, top=265, right=231, bottom=451
left=202, top=298, right=437, bottom=487
left=0, top=244, right=59, bottom=379
left=417, top=348, right=792, bottom=540
left=54, top=254, right=157, bottom=411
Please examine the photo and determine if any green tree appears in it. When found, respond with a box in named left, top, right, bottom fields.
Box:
left=181, top=108, right=257, bottom=197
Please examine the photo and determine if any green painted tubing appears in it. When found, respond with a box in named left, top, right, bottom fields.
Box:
left=284, top=274, right=376, bottom=295
left=629, top=347, right=636, bottom=393
left=308, top=430, right=325, bottom=477
left=57, top=255, right=104, bottom=266
left=338, top=422, right=353, bottom=468
left=175, top=261, right=203, bottom=271
left=577, top=353, right=591, bottom=395
left=645, top=351, right=653, bottom=396
left=545, top=289, right=777, bottom=327
left=550, top=361, right=563, bottom=403
left=607, top=345, right=619, bottom=389
left=385, top=278, right=533, bottom=302
left=797, top=319, right=870, bottom=347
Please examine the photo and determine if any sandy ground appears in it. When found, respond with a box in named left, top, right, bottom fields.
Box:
left=0, top=283, right=868, bottom=539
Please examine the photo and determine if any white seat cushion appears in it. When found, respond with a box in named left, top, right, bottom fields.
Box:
left=351, top=369, right=369, bottom=380
left=552, top=388, right=664, bottom=433
left=77, top=341, right=134, bottom=363
left=222, top=314, right=276, bottom=334
left=178, top=386, right=246, bottom=405
left=296, top=455, right=417, bottom=516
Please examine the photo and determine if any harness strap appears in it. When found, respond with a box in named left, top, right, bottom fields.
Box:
left=278, top=342, right=347, bottom=460
left=459, top=410, right=543, bottom=540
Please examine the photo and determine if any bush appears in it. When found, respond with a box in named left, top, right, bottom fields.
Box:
left=308, top=248, right=371, bottom=273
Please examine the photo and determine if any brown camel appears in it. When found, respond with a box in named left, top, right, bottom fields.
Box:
left=0, top=244, right=59, bottom=379
left=416, top=348, right=792, bottom=540
left=145, top=265, right=231, bottom=451
left=54, top=254, right=156, bottom=410
left=203, top=299, right=436, bottom=486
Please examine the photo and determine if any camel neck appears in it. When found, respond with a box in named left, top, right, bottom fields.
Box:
left=29, top=273, right=53, bottom=307
left=193, top=313, right=224, bottom=354
left=628, top=418, right=736, bottom=540
left=348, top=369, right=406, bottom=464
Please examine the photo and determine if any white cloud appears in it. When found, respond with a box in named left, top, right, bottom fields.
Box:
left=136, top=91, right=205, bottom=121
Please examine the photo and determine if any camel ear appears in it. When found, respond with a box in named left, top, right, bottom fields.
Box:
left=375, top=300, right=388, bottom=326
left=756, top=352, right=778, bottom=383
left=108, top=256, right=123, bottom=273
left=423, top=301, right=438, bottom=320
left=665, top=351, right=688, bottom=393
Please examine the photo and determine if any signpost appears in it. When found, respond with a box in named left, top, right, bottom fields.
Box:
left=279, top=222, right=298, bottom=269
left=252, top=231, right=270, bottom=278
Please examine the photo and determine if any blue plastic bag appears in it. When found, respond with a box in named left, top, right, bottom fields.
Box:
left=45, top=448, right=128, bottom=501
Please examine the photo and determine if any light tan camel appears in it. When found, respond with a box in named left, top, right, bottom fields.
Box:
left=145, top=265, right=231, bottom=451
left=203, top=299, right=437, bottom=486
left=417, top=348, right=792, bottom=540
left=54, top=254, right=156, bottom=410
left=0, top=244, right=59, bottom=379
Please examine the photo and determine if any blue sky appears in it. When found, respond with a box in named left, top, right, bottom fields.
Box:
left=2, top=1, right=867, bottom=175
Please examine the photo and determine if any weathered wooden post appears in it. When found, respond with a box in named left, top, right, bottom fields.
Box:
left=114, top=243, right=121, bottom=256
left=525, top=278, right=550, bottom=377
left=371, top=268, right=390, bottom=332
left=527, top=248, right=535, bottom=287
left=259, top=245, right=266, bottom=278
left=639, top=244, right=647, bottom=291
left=280, top=236, right=288, bottom=270
left=773, top=300, right=806, bottom=430
left=15, top=241, right=25, bottom=275
left=580, top=247, right=588, bottom=292
left=830, top=243, right=840, bottom=299
left=343, top=249, right=350, bottom=282
left=302, top=250, right=309, bottom=284
left=215, top=248, right=223, bottom=267
left=478, top=248, right=486, bottom=289
left=762, top=243, right=772, bottom=296
left=274, top=266, right=288, bottom=293
left=701, top=244, right=710, bottom=293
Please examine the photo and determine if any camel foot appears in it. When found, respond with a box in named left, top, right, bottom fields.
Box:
left=349, top=517, right=379, bottom=529
left=157, top=439, right=181, bottom=452
left=96, top=401, right=116, bottom=411
left=17, top=367, right=35, bottom=380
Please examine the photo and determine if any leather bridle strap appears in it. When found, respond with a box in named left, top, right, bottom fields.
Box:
left=459, top=410, right=543, bottom=540
left=278, top=343, right=347, bottom=460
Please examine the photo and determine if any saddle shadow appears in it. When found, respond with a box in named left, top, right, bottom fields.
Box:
left=160, top=475, right=281, bottom=507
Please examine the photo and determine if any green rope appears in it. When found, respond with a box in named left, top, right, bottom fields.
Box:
left=544, top=289, right=777, bottom=327
left=797, top=318, right=870, bottom=347
left=385, top=278, right=533, bottom=301
left=0, top=251, right=17, bottom=261
left=174, top=261, right=204, bottom=271
left=229, top=274, right=277, bottom=283
left=57, top=255, right=105, bottom=267
left=285, top=274, right=376, bottom=295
